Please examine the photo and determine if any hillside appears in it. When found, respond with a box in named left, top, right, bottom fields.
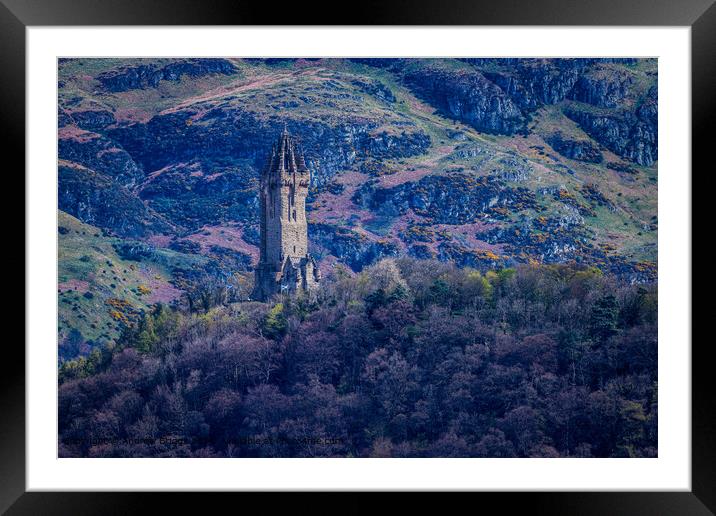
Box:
left=57, top=210, right=207, bottom=359
left=57, top=58, right=657, bottom=359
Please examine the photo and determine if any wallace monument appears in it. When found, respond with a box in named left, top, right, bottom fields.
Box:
left=251, top=128, right=321, bottom=301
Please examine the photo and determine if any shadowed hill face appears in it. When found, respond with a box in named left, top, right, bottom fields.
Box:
left=57, top=58, right=657, bottom=357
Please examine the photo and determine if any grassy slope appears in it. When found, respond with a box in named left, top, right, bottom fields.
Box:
left=58, top=210, right=205, bottom=349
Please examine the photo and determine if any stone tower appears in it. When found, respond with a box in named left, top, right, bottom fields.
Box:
left=252, top=128, right=321, bottom=301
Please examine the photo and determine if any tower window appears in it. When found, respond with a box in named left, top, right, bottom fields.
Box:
left=293, top=245, right=296, bottom=253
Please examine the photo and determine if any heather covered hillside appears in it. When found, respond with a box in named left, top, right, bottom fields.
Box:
left=58, top=58, right=657, bottom=360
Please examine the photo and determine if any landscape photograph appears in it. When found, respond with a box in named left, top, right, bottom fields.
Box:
left=57, top=57, right=658, bottom=458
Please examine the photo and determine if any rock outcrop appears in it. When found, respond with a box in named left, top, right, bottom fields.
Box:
left=108, top=111, right=430, bottom=187
left=568, top=65, right=634, bottom=108
left=353, top=174, right=537, bottom=224
left=96, top=58, right=236, bottom=92
left=479, top=59, right=585, bottom=109
left=65, top=109, right=117, bottom=132
left=403, top=67, right=526, bottom=135
left=352, top=79, right=396, bottom=103
left=58, top=163, right=172, bottom=237
left=546, top=132, right=603, bottom=163
left=564, top=102, right=657, bottom=166
left=137, top=159, right=258, bottom=230
left=309, top=223, right=399, bottom=271
left=59, top=130, right=145, bottom=188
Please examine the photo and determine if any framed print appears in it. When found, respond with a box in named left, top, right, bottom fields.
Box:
left=4, top=0, right=712, bottom=511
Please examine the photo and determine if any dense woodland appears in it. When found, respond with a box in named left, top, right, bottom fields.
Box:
left=59, top=258, right=657, bottom=458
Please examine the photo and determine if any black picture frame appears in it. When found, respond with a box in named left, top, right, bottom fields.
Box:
left=3, top=0, right=711, bottom=511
